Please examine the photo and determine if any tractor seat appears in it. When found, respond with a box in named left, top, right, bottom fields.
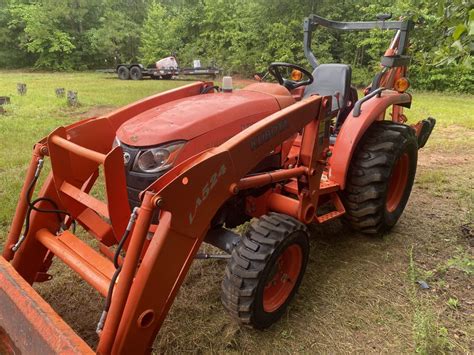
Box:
left=303, top=64, right=352, bottom=114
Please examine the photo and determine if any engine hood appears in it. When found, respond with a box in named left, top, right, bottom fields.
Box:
left=116, top=88, right=288, bottom=147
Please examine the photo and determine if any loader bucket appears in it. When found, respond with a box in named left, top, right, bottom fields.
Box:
left=0, top=256, right=93, bottom=354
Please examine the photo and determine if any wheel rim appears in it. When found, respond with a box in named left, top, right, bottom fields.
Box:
left=263, top=244, right=303, bottom=313
left=386, top=153, right=409, bottom=213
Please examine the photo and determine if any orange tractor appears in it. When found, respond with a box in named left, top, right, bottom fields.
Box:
left=0, top=14, right=434, bottom=353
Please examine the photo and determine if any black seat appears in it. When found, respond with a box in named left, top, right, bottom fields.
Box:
left=303, top=64, right=352, bottom=114
left=303, top=64, right=358, bottom=143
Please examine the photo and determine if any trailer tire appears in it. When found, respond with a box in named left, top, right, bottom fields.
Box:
left=130, top=66, right=143, bottom=80
left=117, top=66, right=130, bottom=80
left=221, top=213, right=309, bottom=329
left=341, top=121, right=418, bottom=234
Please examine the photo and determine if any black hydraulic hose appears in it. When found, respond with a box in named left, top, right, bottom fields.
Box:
left=17, top=159, right=76, bottom=250
left=96, top=263, right=122, bottom=333
left=22, top=199, right=61, bottom=240
left=113, top=228, right=131, bottom=269
left=97, top=208, right=138, bottom=333
left=103, top=217, right=134, bottom=310
left=26, top=198, right=77, bottom=233
left=22, top=174, right=71, bottom=236
left=104, top=265, right=122, bottom=311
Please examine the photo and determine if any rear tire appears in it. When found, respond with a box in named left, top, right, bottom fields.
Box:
left=117, top=66, right=130, bottom=80
left=129, top=66, right=143, bottom=80
left=341, top=121, right=418, bottom=234
left=221, top=213, right=309, bottom=329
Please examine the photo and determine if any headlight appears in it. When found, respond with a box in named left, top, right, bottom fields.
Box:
left=132, top=141, right=185, bottom=173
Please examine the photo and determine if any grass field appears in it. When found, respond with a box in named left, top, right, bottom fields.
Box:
left=0, top=71, right=473, bottom=353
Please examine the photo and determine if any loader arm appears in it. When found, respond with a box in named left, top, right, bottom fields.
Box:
left=100, top=95, right=325, bottom=353
left=1, top=90, right=326, bottom=354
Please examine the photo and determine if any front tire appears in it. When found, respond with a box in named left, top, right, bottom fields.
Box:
left=221, top=213, right=309, bottom=329
left=341, top=121, right=418, bottom=234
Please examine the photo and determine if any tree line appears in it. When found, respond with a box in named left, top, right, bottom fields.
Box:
left=0, top=0, right=472, bottom=92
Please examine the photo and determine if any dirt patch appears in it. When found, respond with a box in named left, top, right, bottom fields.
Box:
left=69, top=105, right=117, bottom=119
left=418, top=153, right=471, bottom=168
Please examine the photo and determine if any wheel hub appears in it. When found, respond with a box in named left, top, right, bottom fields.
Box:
left=386, top=153, right=409, bottom=213
left=263, top=244, right=303, bottom=313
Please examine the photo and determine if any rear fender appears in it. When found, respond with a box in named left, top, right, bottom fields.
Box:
left=329, top=90, right=411, bottom=189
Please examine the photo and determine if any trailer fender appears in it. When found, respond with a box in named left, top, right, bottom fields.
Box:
left=329, top=90, right=411, bottom=189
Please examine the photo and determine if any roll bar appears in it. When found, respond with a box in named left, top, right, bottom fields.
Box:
left=303, top=14, right=414, bottom=68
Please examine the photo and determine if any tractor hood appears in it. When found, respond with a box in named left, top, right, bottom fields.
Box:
left=116, top=85, right=292, bottom=147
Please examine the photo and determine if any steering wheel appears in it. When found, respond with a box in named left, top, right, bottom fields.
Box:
left=268, top=62, right=313, bottom=91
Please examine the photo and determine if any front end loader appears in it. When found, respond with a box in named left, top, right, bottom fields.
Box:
left=0, top=14, right=435, bottom=353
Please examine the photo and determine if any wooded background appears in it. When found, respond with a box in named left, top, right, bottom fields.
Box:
left=0, top=0, right=472, bottom=92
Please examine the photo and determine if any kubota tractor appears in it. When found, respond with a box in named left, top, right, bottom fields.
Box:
left=0, top=14, right=435, bottom=354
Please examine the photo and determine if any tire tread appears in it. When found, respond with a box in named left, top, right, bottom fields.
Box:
left=221, top=213, right=308, bottom=328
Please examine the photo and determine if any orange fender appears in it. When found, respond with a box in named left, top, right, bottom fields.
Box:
left=329, top=90, right=411, bottom=189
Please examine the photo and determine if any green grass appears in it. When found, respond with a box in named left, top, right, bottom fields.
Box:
left=446, top=249, right=474, bottom=276
left=0, top=71, right=473, bottom=353
left=446, top=297, right=459, bottom=310
left=408, top=247, right=453, bottom=354
left=409, top=91, right=474, bottom=129
left=0, top=71, right=185, bottom=164
left=416, top=170, right=448, bottom=193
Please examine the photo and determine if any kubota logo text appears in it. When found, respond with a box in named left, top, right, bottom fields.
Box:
left=189, top=164, right=227, bottom=224
left=250, top=119, right=289, bottom=151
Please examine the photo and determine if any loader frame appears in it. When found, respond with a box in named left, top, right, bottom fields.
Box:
left=1, top=87, right=334, bottom=353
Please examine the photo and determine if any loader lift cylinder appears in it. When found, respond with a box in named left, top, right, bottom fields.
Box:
left=3, top=144, right=45, bottom=261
